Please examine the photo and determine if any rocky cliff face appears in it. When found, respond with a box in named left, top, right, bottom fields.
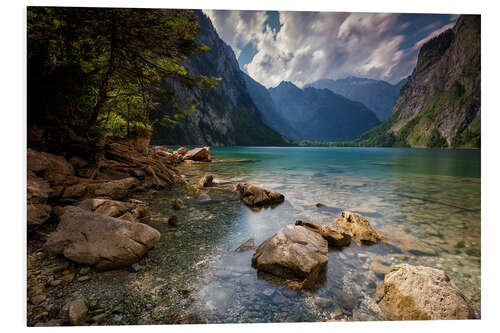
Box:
left=151, top=11, right=288, bottom=146
left=358, top=15, right=480, bottom=148
left=306, top=77, right=408, bottom=121
left=268, top=81, right=380, bottom=141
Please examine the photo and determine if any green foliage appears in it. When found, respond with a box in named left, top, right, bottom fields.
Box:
left=27, top=7, right=217, bottom=138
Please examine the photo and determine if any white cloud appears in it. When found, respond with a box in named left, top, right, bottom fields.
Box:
left=204, top=10, right=457, bottom=87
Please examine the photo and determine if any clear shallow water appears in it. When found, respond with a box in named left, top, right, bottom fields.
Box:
left=137, top=147, right=480, bottom=323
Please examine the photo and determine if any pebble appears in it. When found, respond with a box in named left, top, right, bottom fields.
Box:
left=262, top=288, right=275, bottom=297
left=30, top=294, right=46, bottom=305
left=49, top=279, right=62, bottom=287
left=91, top=312, right=109, bottom=323
left=78, top=275, right=91, bottom=282
left=131, top=263, right=142, bottom=272
left=80, top=267, right=90, bottom=275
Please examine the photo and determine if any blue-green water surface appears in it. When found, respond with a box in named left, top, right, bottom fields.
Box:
left=139, top=147, right=480, bottom=323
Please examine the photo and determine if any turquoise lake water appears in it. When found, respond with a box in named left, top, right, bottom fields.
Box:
left=139, top=147, right=481, bottom=323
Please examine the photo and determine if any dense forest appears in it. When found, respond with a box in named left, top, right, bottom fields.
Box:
left=27, top=7, right=218, bottom=150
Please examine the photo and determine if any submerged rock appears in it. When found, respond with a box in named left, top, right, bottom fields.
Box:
left=376, top=264, right=478, bottom=320
left=295, top=220, right=351, bottom=247
left=45, top=206, right=160, bottom=269
left=199, top=175, right=214, bottom=187
left=173, top=198, right=185, bottom=210
left=183, top=147, right=211, bottom=162
left=235, top=182, right=285, bottom=207
left=380, top=226, right=436, bottom=256
left=333, top=211, right=385, bottom=245
left=252, top=225, right=328, bottom=289
left=234, top=238, right=255, bottom=252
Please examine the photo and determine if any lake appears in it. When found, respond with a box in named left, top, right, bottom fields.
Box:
left=138, top=147, right=481, bottom=323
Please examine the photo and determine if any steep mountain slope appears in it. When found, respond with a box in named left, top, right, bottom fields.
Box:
left=241, top=72, right=299, bottom=140
left=151, top=11, right=288, bottom=146
left=358, top=15, right=480, bottom=148
left=306, top=76, right=407, bottom=121
left=268, top=81, right=380, bottom=141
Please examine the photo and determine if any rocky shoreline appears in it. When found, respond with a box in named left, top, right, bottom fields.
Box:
left=27, top=141, right=480, bottom=326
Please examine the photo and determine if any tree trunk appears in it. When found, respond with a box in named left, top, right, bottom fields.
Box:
left=84, top=11, right=117, bottom=132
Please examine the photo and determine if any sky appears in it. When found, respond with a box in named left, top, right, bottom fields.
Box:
left=203, top=10, right=458, bottom=88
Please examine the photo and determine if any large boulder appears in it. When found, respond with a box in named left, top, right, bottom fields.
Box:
left=333, top=211, right=385, bottom=245
left=376, top=264, right=478, bottom=320
left=252, top=225, right=328, bottom=289
left=183, top=147, right=211, bottom=162
left=45, top=206, right=160, bottom=269
left=295, top=220, right=351, bottom=247
left=176, top=147, right=189, bottom=156
left=235, top=183, right=285, bottom=207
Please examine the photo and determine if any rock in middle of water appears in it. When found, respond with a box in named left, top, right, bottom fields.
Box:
left=235, top=182, right=285, bottom=207
left=252, top=225, right=328, bottom=289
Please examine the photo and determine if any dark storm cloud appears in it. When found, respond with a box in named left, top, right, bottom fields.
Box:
left=204, top=10, right=457, bottom=87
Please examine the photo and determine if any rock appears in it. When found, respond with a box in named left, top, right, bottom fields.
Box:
left=27, top=203, right=51, bottom=232
left=60, top=272, right=75, bottom=283
left=183, top=147, right=211, bottom=162
left=333, top=211, right=385, bottom=245
left=49, top=279, right=62, bottom=287
left=68, top=155, right=89, bottom=169
left=131, top=263, right=142, bottom=272
left=27, top=148, right=50, bottom=172
left=173, top=198, right=185, bottom=210
left=376, top=264, right=477, bottom=320
left=252, top=225, right=328, bottom=289
left=27, top=172, right=52, bottom=204
left=314, top=202, right=325, bottom=207
left=295, top=220, right=351, bottom=247
left=167, top=214, right=178, bottom=226
left=90, top=177, right=138, bottom=200
left=77, top=198, right=151, bottom=223
left=31, top=294, right=46, bottom=305
left=90, top=312, right=109, bottom=323
left=370, top=261, right=390, bottom=277
left=78, top=198, right=132, bottom=216
left=235, top=183, right=285, bottom=207
left=176, top=147, right=189, bottom=156
left=199, top=175, right=214, bottom=187
left=60, top=299, right=88, bottom=325
left=45, top=206, right=160, bottom=270
left=78, top=275, right=91, bottom=282
left=79, top=267, right=90, bottom=275
left=150, top=146, right=183, bottom=165
left=30, top=150, right=75, bottom=185
left=380, top=227, right=436, bottom=256
left=234, top=238, right=255, bottom=252
left=38, top=319, right=64, bottom=326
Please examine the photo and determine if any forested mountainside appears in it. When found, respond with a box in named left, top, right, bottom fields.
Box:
left=151, top=11, right=288, bottom=146
left=268, top=81, right=380, bottom=141
left=357, top=15, right=480, bottom=148
left=306, top=77, right=407, bottom=121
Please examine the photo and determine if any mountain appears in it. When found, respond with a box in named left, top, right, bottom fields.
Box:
left=151, top=11, right=288, bottom=146
left=241, top=72, right=299, bottom=140
left=305, top=76, right=408, bottom=121
left=268, top=81, right=381, bottom=141
left=357, top=15, right=480, bottom=148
